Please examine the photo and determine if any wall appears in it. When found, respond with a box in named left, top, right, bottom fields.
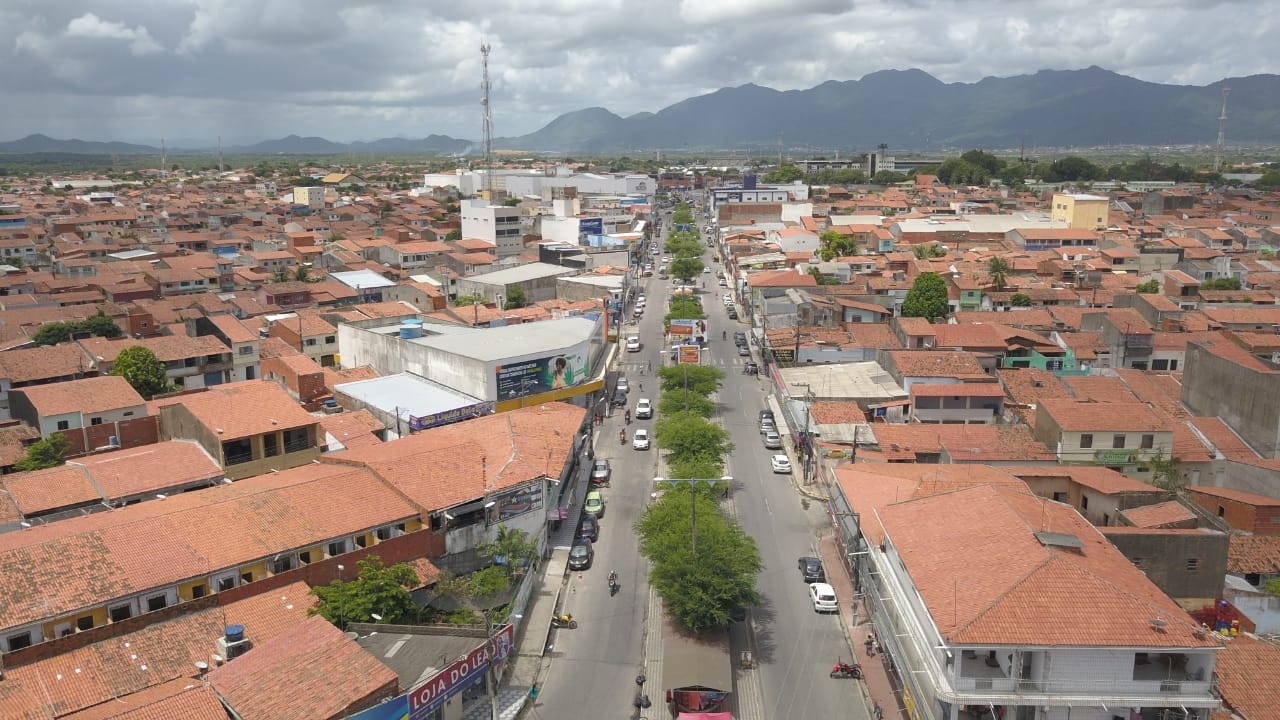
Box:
left=1182, top=341, right=1280, bottom=459
left=59, top=416, right=159, bottom=457
left=1187, top=489, right=1280, bottom=534
left=338, top=323, right=491, bottom=400
left=1103, top=530, right=1229, bottom=600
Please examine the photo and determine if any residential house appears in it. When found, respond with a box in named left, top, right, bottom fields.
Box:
left=1032, top=398, right=1173, bottom=475
left=0, top=344, right=96, bottom=420
left=1186, top=486, right=1280, bottom=535
left=8, top=375, right=156, bottom=455
left=78, top=334, right=235, bottom=389
left=268, top=314, right=340, bottom=367
left=909, top=382, right=1005, bottom=424
left=194, top=314, right=261, bottom=381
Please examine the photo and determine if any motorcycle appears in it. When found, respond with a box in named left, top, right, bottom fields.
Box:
left=551, top=613, right=578, bottom=629
left=830, top=661, right=863, bottom=679
left=619, top=430, right=626, bottom=445
left=608, top=571, right=620, bottom=596
left=624, top=410, right=631, bottom=424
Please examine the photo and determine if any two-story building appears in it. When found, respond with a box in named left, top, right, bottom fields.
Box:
left=78, top=335, right=235, bottom=389
left=0, top=344, right=98, bottom=420
left=909, top=382, right=1005, bottom=424
left=268, top=314, right=340, bottom=367
left=1033, top=398, right=1173, bottom=477
left=7, top=375, right=155, bottom=455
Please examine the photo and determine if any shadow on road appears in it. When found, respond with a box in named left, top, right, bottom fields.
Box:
left=747, top=595, right=778, bottom=664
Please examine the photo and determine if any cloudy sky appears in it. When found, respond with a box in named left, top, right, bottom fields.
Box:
left=3, top=0, right=1276, bottom=147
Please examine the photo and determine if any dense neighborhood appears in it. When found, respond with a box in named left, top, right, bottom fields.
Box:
left=0, top=156, right=1278, bottom=720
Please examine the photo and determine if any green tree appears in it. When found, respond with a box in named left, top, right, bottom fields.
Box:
left=293, top=265, right=310, bottom=282
left=669, top=257, right=705, bottom=283
left=986, top=256, right=1011, bottom=291
left=1264, top=577, right=1280, bottom=598
left=655, top=411, right=734, bottom=466
left=310, top=556, right=419, bottom=629
left=960, top=149, right=1004, bottom=175
left=1143, top=450, right=1188, bottom=492
left=504, top=286, right=526, bottom=309
left=32, top=312, right=123, bottom=345
left=664, top=298, right=707, bottom=326
left=912, top=243, right=947, bottom=259
left=635, top=485, right=762, bottom=632
left=467, top=565, right=511, bottom=600
left=656, top=364, right=724, bottom=397
left=901, top=272, right=949, bottom=321
left=660, top=390, right=716, bottom=419
left=936, top=158, right=990, bottom=186
left=763, top=164, right=804, bottom=184
left=871, top=170, right=907, bottom=185
left=1045, top=156, right=1102, bottom=182
left=453, top=294, right=487, bottom=307
left=271, top=267, right=291, bottom=283
left=818, top=230, right=860, bottom=261
left=1136, top=279, right=1161, bottom=294
left=1010, top=293, right=1032, bottom=307
left=1200, top=277, right=1242, bottom=291
left=15, top=433, right=70, bottom=471
left=110, top=346, right=172, bottom=399
left=445, top=228, right=463, bottom=241
left=477, top=524, right=539, bottom=574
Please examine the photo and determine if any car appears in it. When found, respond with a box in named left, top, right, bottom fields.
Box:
left=635, top=398, right=652, bottom=419
left=760, top=417, right=777, bottom=433
left=626, top=336, right=642, bottom=352
left=584, top=490, right=606, bottom=518
left=809, top=582, right=838, bottom=612
left=577, top=515, right=599, bottom=542
left=734, top=332, right=747, bottom=345
left=611, top=390, right=627, bottom=407
left=703, top=267, right=712, bottom=274
left=643, top=269, right=654, bottom=277
left=632, top=428, right=650, bottom=450
left=743, top=361, right=759, bottom=375
left=798, top=556, right=826, bottom=583
left=727, top=308, right=738, bottom=320
left=723, top=296, right=734, bottom=306
left=616, top=377, right=629, bottom=393
left=771, top=454, right=792, bottom=474
left=568, top=541, right=594, bottom=570
left=763, top=430, right=782, bottom=449
left=589, top=459, right=611, bottom=486
left=737, top=344, right=750, bottom=357
left=637, top=294, right=647, bottom=305
left=759, top=409, right=774, bottom=422
left=719, top=278, right=728, bottom=287
left=633, top=306, right=644, bottom=318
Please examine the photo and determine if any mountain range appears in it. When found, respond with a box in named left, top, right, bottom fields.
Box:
left=3, top=67, right=1278, bottom=156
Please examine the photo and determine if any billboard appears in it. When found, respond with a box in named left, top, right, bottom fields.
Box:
left=677, top=345, right=702, bottom=364
left=496, top=349, right=590, bottom=400
left=494, top=483, right=543, bottom=523
left=346, top=695, right=409, bottom=720
left=580, top=217, right=604, bottom=235
left=408, top=625, right=515, bottom=720
left=408, top=402, right=494, bottom=432
left=669, top=318, right=709, bottom=345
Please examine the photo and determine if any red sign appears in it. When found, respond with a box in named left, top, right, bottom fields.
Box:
left=408, top=624, right=514, bottom=718
left=678, top=345, right=701, bottom=364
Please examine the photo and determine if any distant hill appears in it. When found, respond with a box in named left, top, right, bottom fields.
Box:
left=0, top=134, right=159, bottom=155
left=499, top=66, right=1280, bottom=152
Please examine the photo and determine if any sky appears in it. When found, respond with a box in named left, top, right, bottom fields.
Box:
left=2, top=0, right=1277, bottom=147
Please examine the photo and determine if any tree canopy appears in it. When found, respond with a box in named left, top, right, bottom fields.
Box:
left=655, top=411, right=733, bottom=473
left=762, top=164, right=804, bottom=184
left=504, top=286, right=527, bottom=309
left=310, top=556, right=419, bottom=629
left=818, top=230, right=860, bottom=261
left=656, top=364, right=723, bottom=397
left=110, top=345, right=172, bottom=399
left=669, top=257, right=705, bottom=282
left=901, top=272, right=949, bottom=321
left=32, top=311, right=122, bottom=346
left=15, top=433, right=70, bottom=472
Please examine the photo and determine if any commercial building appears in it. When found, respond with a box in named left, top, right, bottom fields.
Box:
left=1050, top=192, right=1110, bottom=230
left=460, top=199, right=524, bottom=257
left=453, top=262, right=581, bottom=307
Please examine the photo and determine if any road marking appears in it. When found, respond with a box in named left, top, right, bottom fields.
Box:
left=763, top=497, right=772, bottom=515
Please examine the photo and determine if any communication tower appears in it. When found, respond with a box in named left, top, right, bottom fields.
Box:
left=480, top=43, right=494, bottom=194
left=1214, top=86, right=1230, bottom=173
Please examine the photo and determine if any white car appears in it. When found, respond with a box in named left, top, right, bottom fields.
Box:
left=616, top=377, right=630, bottom=393
left=809, top=582, right=838, bottom=613
left=770, top=454, right=792, bottom=474
left=703, top=267, right=712, bottom=274
left=633, top=306, right=644, bottom=318
left=626, top=336, right=642, bottom=352
left=637, top=294, right=647, bottom=305
left=635, top=398, right=653, bottom=419
left=632, top=428, right=650, bottom=450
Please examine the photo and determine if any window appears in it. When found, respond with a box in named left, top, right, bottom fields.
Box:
left=191, top=583, right=207, bottom=599
left=1052, top=492, right=1067, bottom=503
left=216, top=576, right=236, bottom=592
left=1141, top=434, right=1154, bottom=449
left=57, top=420, right=70, bottom=431
left=1081, top=496, right=1089, bottom=510
left=271, top=556, right=294, bottom=574
left=328, top=540, right=347, bottom=557
left=238, top=345, right=254, bottom=356
left=1079, top=434, right=1093, bottom=449
left=1186, top=558, right=1199, bottom=572
left=109, top=604, right=133, bottom=622
left=6, top=632, right=32, bottom=651
left=1151, top=359, right=1169, bottom=371
left=76, top=615, right=95, bottom=631
left=240, top=572, right=254, bottom=584
left=1112, top=434, right=1126, bottom=449
left=1218, top=505, right=1226, bottom=518
left=90, top=417, right=103, bottom=426
left=146, top=594, right=168, bottom=612
left=376, top=526, right=392, bottom=541
left=263, top=433, right=279, bottom=458
left=305, top=338, right=317, bottom=346
left=299, top=550, right=312, bottom=565
left=324, top=335, right=336, bottom=344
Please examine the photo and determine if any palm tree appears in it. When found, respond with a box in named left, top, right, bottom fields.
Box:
left=987, top=256, right=1011, bottom=291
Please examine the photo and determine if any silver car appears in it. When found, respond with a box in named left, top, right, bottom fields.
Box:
left=763, top=431, right=782, bottom=449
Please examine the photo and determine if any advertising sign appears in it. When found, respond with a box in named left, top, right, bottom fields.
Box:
left=580, top=217, right=604, bottom=235
left=408, top=625, right=515, bottom=720
left=496, top=350, right=589, bottom=400
left=495, top=483, right=543, bottom=522
left=677, top=345, right=702, bottom=364
left=408, top=402, right=494, bottom=432
left=346, top=695, right=409, bottom=720
left=670, top=318, right=709, bottom=345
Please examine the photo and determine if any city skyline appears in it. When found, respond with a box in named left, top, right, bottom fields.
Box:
left=2, top=0, right=1277, bottom=145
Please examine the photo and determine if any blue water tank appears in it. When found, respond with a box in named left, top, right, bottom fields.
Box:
left=400, top=319, right=424, bottom=339
left=224, top=624, right=246, bottom=643
left=743, top=174, right=758, bottom=190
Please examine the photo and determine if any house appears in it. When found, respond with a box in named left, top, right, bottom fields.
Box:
left=909, top=382, right=1005, bottom=424
left=0, top=344, right=96, bottom=419
left=256, top=281, right=314, bottom=310
left=1186, top=486, right=1280, bottom=535
left=1049, top=192, right=1109, bottom=230
left=78, top=334, right=235, bottom=390
left=844, top=479, right=1220, bottom=720
left=7, top=374, right=156, bottom=455
left=268, top=313, right=340, bottom=367
left=1033, top=398, right=1173, bottom=473
left=156, top=381, right=322, bottom=479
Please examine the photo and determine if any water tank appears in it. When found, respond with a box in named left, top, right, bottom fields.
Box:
left=224, top=624, right=246, bottom=644
left=400, top=319, right=424, bottom=339
left=743, top=174, right=758, bottom=190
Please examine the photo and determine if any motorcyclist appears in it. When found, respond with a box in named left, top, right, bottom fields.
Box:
left=608, top=570, right=618, bottom=588
left=723, top=330, right=727, bottom=341
left=619, top=430, right=626, bottom=444
left=624, top=409, right=631, bottom=424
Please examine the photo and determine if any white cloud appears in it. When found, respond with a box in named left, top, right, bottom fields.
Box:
left=66, top=12, right=162, bottom=55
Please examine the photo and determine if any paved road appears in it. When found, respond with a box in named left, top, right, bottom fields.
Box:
left=531, top=217, right=672, bottom=719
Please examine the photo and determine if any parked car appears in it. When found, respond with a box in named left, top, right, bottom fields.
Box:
left=626, top=336, right=642, bottom=352
left=760, top=417, right=776, bottom=433
left=734, top=332, right=748, bottom=346
left=743, top=361, right=759, bottom=375
left=737, top=344, right=750, bottom=357
left=759, top=409, right=775, bottom=422
left=703, top=267, right=712, bottom=274
left=611, top=390, right=627, bottom=407
left=633, top=428, right=650, bottom=450
left=568, top=541, right=594, bottom=570
left=718, top=278, right=728, bottom=287
left=798, top=556, right=825, bottom=583
left=637, top=294, right=647, bottom=305
left=727, top=308, right=738, bottom=320
left=589, top=459, right=611, bottom=486
left=633, top=306, right=644, bottom=318
left=771, top=454, right=792, bottom=474
left=809, top=582, right=838, bottom=613
left=763, top=430, right=782, bottom=449
left=577, top=516, right=599, bottom=542
left=616, top=377, right=630, bottom=393
left=584, top=490, right=606, bottom=518
left=635, top=398, right=653, bottom=419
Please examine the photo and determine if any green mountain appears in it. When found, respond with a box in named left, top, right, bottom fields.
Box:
left=0, top=134, right=159, bottom=155
left=501, top=66, right=1280, bottom=152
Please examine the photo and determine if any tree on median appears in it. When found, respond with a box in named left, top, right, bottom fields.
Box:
left=655, top=411, right=733, bottom=466
left=656, top=364, right=723, bottom=397
left=669, top=257, right=705, bottom=283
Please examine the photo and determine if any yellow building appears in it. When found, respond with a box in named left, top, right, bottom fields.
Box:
left=1050, top=192, right=1109, bottom=230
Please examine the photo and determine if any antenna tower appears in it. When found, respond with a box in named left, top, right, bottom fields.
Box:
left=160, top=138, right=167, bottom=178
left=1214, top=86, right=1230, bottom=173
left=218, top=135, right=224, bottom=174
left=480, top=43, right=494, bottom=194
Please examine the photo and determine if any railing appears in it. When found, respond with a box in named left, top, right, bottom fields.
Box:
left=283, top=436, right=312, bottom=454
left=224, top=451, right=254, bottom=466
left=952, top=675, right=1213, bottom=698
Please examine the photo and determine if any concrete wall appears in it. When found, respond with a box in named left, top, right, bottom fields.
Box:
left=1187, top=488, right=1280, bottom=535
left=338, top=324, right=492, bottom=400
left=1103, top=530, right=1228, bottom=601
left=1182, top=341, right=1280, bottom=459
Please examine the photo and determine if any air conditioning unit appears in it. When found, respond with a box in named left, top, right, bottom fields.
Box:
left=216, top=636, right=251, bottom=660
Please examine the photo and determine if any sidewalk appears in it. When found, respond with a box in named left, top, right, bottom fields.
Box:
left=817, top=534, right=907, bottom=720
left=507, top=548, right=569, bottom=690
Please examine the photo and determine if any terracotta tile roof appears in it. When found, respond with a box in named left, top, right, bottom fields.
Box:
left=1003, top=464, right=1159, bottom=494
left=317, top=409, right=385, bottom=449
left=808, top=401, right=868, bottom=425
left=0, top=422, right=39, bottom=467
left=910, top=382, right=1004, bottom=397
left=1037, top=397, right=1169, bottom=433
left=0, top=344, right=92, bottom=383
left=1227, top=535, right=1280, bottom=574
left=1187, top=485, right=1280, bottom=506
left=864, top=424, right=1054, bottom=463
left=881, top=484, right=1217, bottom=647
left=3, top=464, right=100, bottom=515
left=159, top=381, right=317, bottom=440
left=63, top=685, right=229, bottom=720
left=207, top=314, right=258, bottom=344
left=207, top=615, right=399, bottom=720
left=78, top=335, right=230, bottom=365
left=1119, top=500, right=1197, bottom=528
left=886, top=350, right=989, bottom=379
left=1213, top=633, right=1280, bottom=719
left=69, top=440, right=222, bottom=500
left=1187, top=417, right=1258, bottom=461
left=14, top=375, right=146, bottom=417
left=0, top=582, right=315, bottom=720
left=322, top=365, right=380, bottom=391
left=1062, top=375, right=1138, bottom=402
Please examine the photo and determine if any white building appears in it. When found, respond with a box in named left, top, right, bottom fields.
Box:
left=461, top=199, right=524, bottom=258
left=833, top=473, right=1220, bottom=720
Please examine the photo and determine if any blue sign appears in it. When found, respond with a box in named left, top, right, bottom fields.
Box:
left=408, top=402, right=494, bottom=431
left=346, top=695, right=408, bottom=720
left=580, top=217, right=604, bottom=235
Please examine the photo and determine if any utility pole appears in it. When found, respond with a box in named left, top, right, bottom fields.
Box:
left=791, top=382, right=815, bottom=484
left=654, top=477, right=732, bottom=555
left=480, top=43, right=494, bottom=195
left=1214, top=86, right=1231, bottom=173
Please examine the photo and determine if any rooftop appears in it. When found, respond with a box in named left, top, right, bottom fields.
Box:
left=156, top=381, right=317, bottom=440
left=778, top=362, right=907, bottom=402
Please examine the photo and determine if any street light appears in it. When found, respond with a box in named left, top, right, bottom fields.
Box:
left=653, top=476, right=732, bottom=555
